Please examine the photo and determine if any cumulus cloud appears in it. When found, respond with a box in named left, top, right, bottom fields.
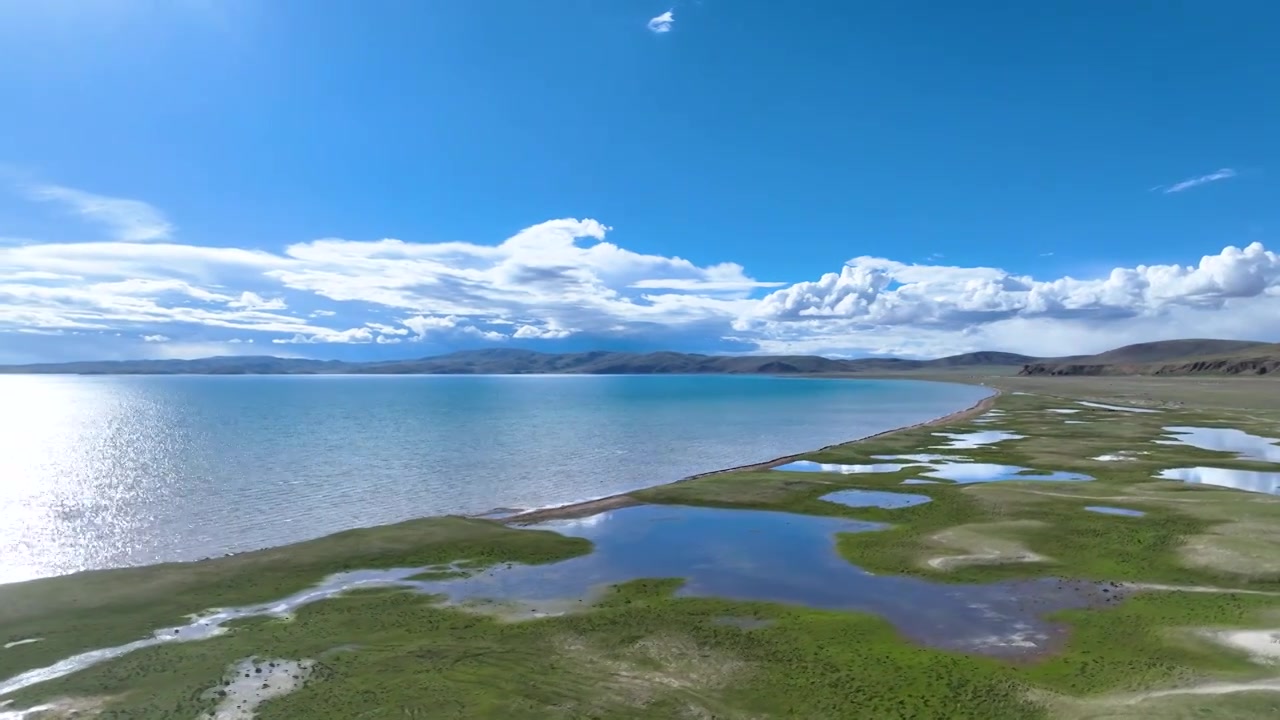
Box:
left=647, top=10, right=674, bottom=33
left=141, top=334, right=170, bottom=343
left=26, top=184, right=175, bottom=241
left=1159, top=168, right=1237, bottom=194
left=745, top=243, right=1280, bottom=329
left=4, top=182, right=1280, bottom=361
left=272, top=327, right=376, bottom=345
left=227, top=291, right=287, bottom=310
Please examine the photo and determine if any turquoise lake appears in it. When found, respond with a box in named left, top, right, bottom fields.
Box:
left=0, top=375, right=988, bottom=584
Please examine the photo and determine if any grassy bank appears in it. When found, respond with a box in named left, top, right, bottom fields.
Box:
left=2, top=375, right=1280, bottom=718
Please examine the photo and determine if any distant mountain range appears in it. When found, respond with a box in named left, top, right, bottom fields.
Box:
left=1, top=339, right=1276, bottom=376
left=0, top=347, right=1034, bottom=375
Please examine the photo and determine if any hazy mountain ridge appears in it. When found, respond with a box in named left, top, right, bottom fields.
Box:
left=0, top=349, right=1034, bottom=375
left=3, top=339, right=1275, bottom=376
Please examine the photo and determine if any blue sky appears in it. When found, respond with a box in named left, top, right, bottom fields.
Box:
left=1, top=0, right=1278, bottom=363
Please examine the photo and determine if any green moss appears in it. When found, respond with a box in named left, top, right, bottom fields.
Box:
left=1, top=584, right=1047, bottom=719
left=0, top=516, right=589, bottom=680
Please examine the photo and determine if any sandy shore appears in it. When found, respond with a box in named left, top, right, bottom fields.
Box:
left=504, top=382, right=999, bottom=525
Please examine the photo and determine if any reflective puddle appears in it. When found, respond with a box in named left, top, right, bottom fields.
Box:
left=774, top=460, right=918, bottom=474
left=775, top=455, right=1090, bottom=486
left=922, top=464, right=1092, bottom=484
left=931, top=431, right=1026, bottom=449
left=0, top=505, right=1129, bottom=697
left=901, top=479, right=941, bottom=485
left=1156, top=467, right=1280, bottom=495
left=1077, top=401, right=1160, bottom=414
left=1046, top=409, right=1081, bottom=414
left=1084, top=506, right=1146, bottom=517
left=1155, top=426, right=1280, bottom=464
left=820, top=489, right=931, bottom=509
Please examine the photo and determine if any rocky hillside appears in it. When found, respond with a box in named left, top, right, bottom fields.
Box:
left=1019, top=340, right=1280, bottom=377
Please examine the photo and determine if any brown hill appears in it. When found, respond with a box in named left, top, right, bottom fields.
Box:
left=1019, top=340, right=1280, bottom=377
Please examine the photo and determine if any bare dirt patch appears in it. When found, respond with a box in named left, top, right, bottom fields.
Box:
left=552, top=633, right=752, bottom=717
left=924, top=520, right=1052, bottom=570
left=1180, top=522, right=1280, bottom=578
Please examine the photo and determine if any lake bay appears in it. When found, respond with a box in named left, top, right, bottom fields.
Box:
left=0, top=375, right=987, bottom=583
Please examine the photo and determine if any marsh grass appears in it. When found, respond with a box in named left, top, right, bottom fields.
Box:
left=0, top=517, right=588, bottom=681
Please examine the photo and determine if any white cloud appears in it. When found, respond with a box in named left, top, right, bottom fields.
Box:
left=402, top=315, right=461, bottom=337
left=26, top=184, right=175, bottom=241
left=745, top=243, right=1280, bottom=329
left=4, top=182, right=1280, bottom=361
left=647, top=10, right=674, bottom=33
left=141, top=334, right=170, bottom=343
left=227, top=291, right=287, bottom=310
left=365, top=322, right=409, bottom=336
left=513, top=322, right=574, bottom=339
left=272, top=327, right=375, bottom=344
left=1159, top=168, right=1238, bottom=194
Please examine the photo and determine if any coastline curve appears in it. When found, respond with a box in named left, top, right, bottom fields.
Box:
left=504, top=381, right=999, bottom=524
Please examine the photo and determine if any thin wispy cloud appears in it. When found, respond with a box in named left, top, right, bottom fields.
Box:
left=1157, top=168, right=1238, bottom=194
left=647, top=10, right=674, bottom=34
left=26, top=183, right=175, bottom=241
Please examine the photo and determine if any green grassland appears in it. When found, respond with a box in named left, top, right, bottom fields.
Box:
left=3, top=377, right=1280, bottom=718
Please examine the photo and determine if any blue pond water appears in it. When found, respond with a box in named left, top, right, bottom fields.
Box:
left=1084, top=506, right=1145, bottom=517
left=1157, top=467, right=1280, bottom=495
left=774, top=460, right=918, bottom=474
left=775, top=458, right=1093, bottom=485
left=1155, top=426, right=1280, bottom=464
left=0, top=504, right=1128, bottom=698
left=820, top=489, right=931, bottom=509
left=448, top=506, right=1122, bottom=656
left=922, top=464, right=1092, bottom=484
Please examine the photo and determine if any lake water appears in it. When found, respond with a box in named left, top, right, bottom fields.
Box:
left=0, top=375, right=988, bottom=584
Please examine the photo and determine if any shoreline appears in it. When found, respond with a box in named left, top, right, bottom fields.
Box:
left=503, top=382, right=1000, bottom=524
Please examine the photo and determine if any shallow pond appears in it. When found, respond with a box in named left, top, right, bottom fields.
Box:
left=773, top=460, right=917, bottom=474
left=1084, top=506, right=1146, bottom=517
left=1156, top=467, right=1280, bottom=495
left=1077, top=401, right=1160, bottom=414
left=1155, top=426, right=1280, bottom=464
left=820, top=489, right=931, bottom=509
left=930, top=431, right=1026, bottom=449
left=0, top=505, right=1129, bottom=697
left=921, top=464, right=1092, bottom=484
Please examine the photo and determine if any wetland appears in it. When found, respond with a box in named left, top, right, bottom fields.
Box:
left=3, top=376, right=1280, bottom=718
